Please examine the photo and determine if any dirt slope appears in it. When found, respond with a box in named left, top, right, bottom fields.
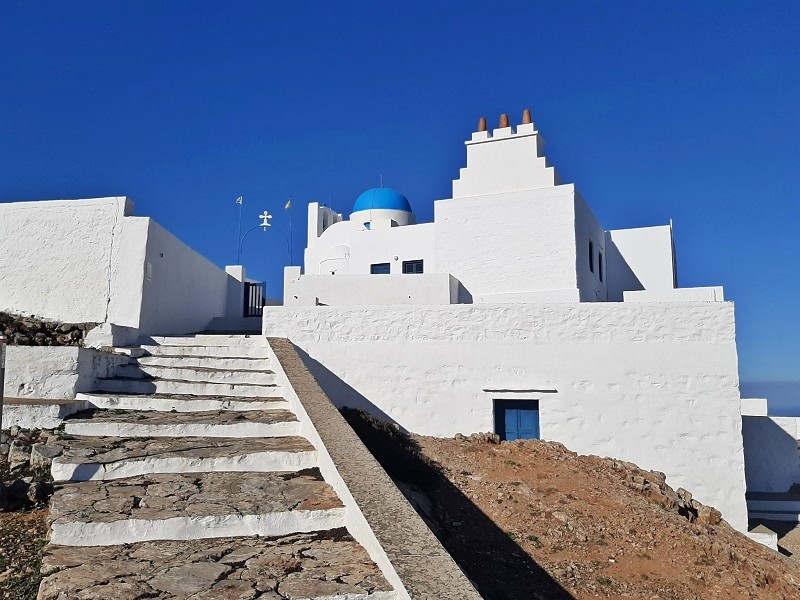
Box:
left=342, top=409, right=800, bottom=600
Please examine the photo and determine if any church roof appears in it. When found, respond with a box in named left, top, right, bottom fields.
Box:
left=352, top=188, right=412, bottom=214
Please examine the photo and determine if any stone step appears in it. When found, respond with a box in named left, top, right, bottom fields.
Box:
left=39, top=529, right=396, bottom=599
left=2, top=397, right=91, bottom=429
left=94, top=376, right=282, bottom=397
left=133, top=354, right=273, bottom=371
left=140, top=343, right=271, bottom=359
left=115, top=363, right=278, bottom=385
left=63, top=408, right=300, bottom=438
left=51, top=435, right=317, bottom=482
left=149, top=334, right=264, bottom=347
left=48, top=469, right=345, bottom=546
left=76, top=392, right=290, bottom=413
left=108, top=346, right=147, bottom=358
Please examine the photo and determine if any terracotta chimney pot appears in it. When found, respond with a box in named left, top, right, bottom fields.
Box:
left=522, top=108, right=532, bottom=124
left=499, top=113, right=509, bottom=128
left=478, top=117, right=487, bottom=132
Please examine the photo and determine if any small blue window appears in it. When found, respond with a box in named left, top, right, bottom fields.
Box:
left=494, top=400, right=540, bottom=441
left=402, top=260, right=424, bottom=274
left=370, top=263, right=390, bottom=274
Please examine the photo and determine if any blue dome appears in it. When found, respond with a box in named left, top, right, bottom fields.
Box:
left=352, top=188, right=412, bottom=214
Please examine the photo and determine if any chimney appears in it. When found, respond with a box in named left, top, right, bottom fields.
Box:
left=499, top=113, right=510, bottom=128
left=522, top=108, right=532, bottom=124
left=478, top=117, right=487, bottom=132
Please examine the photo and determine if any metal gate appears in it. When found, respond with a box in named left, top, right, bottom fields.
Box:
left=243, top=281, right=265, bottom=318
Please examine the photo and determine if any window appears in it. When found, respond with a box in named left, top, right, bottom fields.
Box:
left=598, top=252, right=604, bottom=282
left=402, top=259, right=424, bottom=274
left=370, top=263, right=390, bottom=274
left=588, top=240, right=594, bottom=273
left=494, top=400, right=540, bottom=441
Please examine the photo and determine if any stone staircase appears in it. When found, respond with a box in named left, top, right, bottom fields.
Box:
left=38, top=334, right=398, bottom=599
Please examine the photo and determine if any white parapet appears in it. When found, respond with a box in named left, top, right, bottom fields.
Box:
left=747, top=525, right=779, bottom=551
left=741, top=398, right=769, bottom=416
left=624, top=286, right=724, bottom=302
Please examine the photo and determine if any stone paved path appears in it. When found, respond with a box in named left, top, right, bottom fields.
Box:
left=38, top=334, right=395, bottom=599
left=39, top=529, right=393, bottom=600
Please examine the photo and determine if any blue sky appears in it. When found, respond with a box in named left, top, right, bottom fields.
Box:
left=1, top=1, right=797, bottom=383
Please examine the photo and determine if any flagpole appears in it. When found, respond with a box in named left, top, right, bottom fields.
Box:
left=288, top=196, right=293, bottom=265
left=236, top=196, right=243, bottom=264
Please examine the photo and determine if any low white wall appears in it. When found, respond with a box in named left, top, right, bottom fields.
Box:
left=742, top=416, right=800, bottom=493
left=4, top=346, right=126, bottom=399
left=263, top=341, right=412, bottom=599
left=137, top=220, right=236, bottom=336
left=284, top=269, right=456, bottom=306
left=264, top=301, right=748, bottom=532
left=624, top=287, right=724, bottom=302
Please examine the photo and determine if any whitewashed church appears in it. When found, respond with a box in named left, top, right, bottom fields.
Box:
left=1, top=109, right=795, bottom=551
left=266, top=109, right=746, bottom=531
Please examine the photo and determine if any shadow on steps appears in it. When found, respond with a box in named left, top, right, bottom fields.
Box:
left=341, top=407, right=574, bottom=600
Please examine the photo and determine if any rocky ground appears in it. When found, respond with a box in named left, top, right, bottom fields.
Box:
left=343, top=408, right=800, bottom=600
left=0, top=509, right=48, bottom=599
left=0, top=427, right=58, bottom=599
left=0, top=312, right=94, bottom=346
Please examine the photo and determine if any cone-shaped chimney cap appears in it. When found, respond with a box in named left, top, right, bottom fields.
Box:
left=522, top=108, right=532, bottom=124
left=478, top=117, right=487, bottom=132
left=499, top=113, right=509, bottom=128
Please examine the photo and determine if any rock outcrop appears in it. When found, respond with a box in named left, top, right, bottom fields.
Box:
left=0, top=312, right=95, bottom=346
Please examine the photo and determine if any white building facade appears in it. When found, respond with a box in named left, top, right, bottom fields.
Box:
left=0, top=197, right=249, bottom=345
left=265, top=111, right=749, bottom=532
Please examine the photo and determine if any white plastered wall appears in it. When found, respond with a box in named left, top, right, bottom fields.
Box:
left=137, top=220, right=235, bottom=336
left=0, top=197, right=238, bottom=337
left=4, top=346, right=127, bottom=399
left=606, top=225, right=676, bottom=302
left=264, top=301, right=748, bottom=532
left=574, top=190, right=607, bottom=301
left=305, top=220, right=434, bottom=277
left=0, top=197, right=141, bottom=325
left=284, top=270, right=456, bottom=306
left=434, top=185, right=580, bottom=302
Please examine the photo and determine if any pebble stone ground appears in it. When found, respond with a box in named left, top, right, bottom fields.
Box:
left=37, top=334, right=395, bottom=599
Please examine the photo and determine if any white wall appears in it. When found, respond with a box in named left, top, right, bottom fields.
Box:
left=305, top=220, right=434, bottom=277
left=434, top=185, right=580, bottom=303
left=138, top=220, right=235, bottom=336
left=4, top=346, right=127, bottom=399
left=452, top=123, right=561, bottom=198
left=574, top=190, right=607, bottom=302
left=742, top=416, right=800, bottom=493
left=624, top=287, right=724, bottom=302
left=0, top=197, right=239, bottom=337
left=284, top=269, right=456, bottom=306
left=606, top=225, right=676, bottom=302
left=0, top=197, right=139, bottom=325
left=263, top=301, right=748, bottom=532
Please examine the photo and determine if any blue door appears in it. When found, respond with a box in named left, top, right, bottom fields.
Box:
left=495, top=400, right=540, bottom=441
